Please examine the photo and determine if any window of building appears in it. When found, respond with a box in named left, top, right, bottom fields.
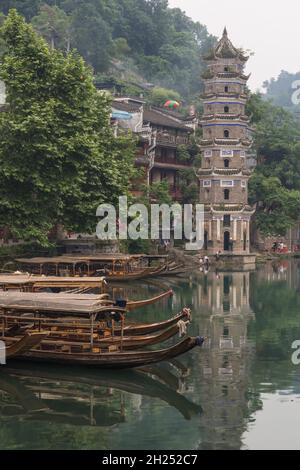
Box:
left=224, top=106, right=229, bottom=113
left=203, top=180, right=212, bottom=188
left=224, top=159, right=230, bottom=168
left=224, top=66, right=229, bottom=72
left=224, top=215, right=231, bottom=227
left=224, top=189, right=230, bottom=200
left=224, top=129, right=230, bottom=138
left=241, top=181, right=247, bottom=188
left=225, top=86, right=229, bottom=93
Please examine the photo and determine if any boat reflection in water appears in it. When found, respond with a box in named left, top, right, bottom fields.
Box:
left=0, top=362, right=202, bottom=428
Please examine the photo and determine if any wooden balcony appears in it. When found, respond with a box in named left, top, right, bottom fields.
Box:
left=156, top=133, right=189, bottom=147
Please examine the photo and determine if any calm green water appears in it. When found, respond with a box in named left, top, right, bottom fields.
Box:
left=1, top=260, right=300, bottom=450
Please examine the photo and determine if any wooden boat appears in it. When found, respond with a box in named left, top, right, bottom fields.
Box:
left=4, top=321, right=188, bottom=351
left=102, top=264, right=168, bottom=282
left=0, top=290, right=190, bottom=335
left=0, top=274, right=106, bottom=292
left=5, top=336, right=205, bottom=368
left=4, top=332, right=49, bottom=359
left=118, top=309, right=191, bottom=336
left=10, top=309, right=190, bottom=339
left=0, top=291, right=125, bottom=316
left=15, top=254, right=178, bottom=281
left=119, top=289, right=173, bottom=311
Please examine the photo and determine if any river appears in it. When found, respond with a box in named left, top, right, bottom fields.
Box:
left=1, top=259, right=300, bottom=450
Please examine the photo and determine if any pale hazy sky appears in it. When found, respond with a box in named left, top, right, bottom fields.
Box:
left=168, top=0, right=300, bottom=91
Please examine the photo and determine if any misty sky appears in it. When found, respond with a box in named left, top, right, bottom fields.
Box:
left=168, top=0, right=300, bottom=91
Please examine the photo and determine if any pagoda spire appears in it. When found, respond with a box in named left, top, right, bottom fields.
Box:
left=223, top=26, right=228, bottom=37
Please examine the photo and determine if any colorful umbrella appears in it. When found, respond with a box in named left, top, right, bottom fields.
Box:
left=164, top=100, right=180, bottom=109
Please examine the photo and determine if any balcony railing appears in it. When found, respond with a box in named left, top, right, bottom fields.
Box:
left=156, top=133, right=189, bottom=146
left=155, top=156, right=191, bottom=166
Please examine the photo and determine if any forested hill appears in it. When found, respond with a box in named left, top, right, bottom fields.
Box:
left=263, top=70, right=300, bottom=114
left=0, top=0, right=216, bottom=100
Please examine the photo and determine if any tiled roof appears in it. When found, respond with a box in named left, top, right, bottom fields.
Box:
left=112, top=100, right=191, bottom=131
left=112, top=100, right=142, bottom=113
left=143, top=108, right=191, bottom=131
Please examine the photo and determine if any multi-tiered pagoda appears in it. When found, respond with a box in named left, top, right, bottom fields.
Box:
left=198, top=28, right=255, bottom=257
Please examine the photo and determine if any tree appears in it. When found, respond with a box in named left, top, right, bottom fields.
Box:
left=31, top=4, right=71, bottom=50
left=0, top=10, right=136, bottom=244
left=1, top=1, right=43, bottom=20
left=69, top=3, right=113, bottom=73
left=249, top=174, right=300, bottom=236
left=149, top=87, right=181, bottom=107
left=0, top=1, right=216, bottom=100
left=263, top=70, right=300, bottom=112
left=248, top=93, right=300, bottom=236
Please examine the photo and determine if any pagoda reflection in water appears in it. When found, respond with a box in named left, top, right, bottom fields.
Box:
left=196, top=271, right=256, bottom=450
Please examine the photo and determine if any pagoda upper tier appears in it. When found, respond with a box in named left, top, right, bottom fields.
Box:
left=204, top=27, right=249, bottom=63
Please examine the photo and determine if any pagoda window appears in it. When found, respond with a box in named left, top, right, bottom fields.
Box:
left=225, top=86, right=229, bottom=93
left=224, top=130, right=230, bottom=138
left=224, top=189, right=230, bottom=200
left=224, top=159, right=230, bottom=168
left=224, top=215, right=231, bottom=227
left=224, top=66, right=229, bottom=72
left=224, top=106, right=229, bottom=113
left=223, top=326, right=230, bottom=336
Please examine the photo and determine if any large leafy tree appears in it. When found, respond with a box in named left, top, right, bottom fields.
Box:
left=0, top=10, right=136, bottom=244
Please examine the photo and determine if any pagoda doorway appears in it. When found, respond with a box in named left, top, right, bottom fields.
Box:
left=224, top=231, right=230, bottom=251
left=204, top=231, right=208, bottom=251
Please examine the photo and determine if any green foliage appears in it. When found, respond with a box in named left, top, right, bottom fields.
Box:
left=248, top=93, right=300, bottom=236
left=179, top=170, right=198, bottom=204
left=112, top=37, right=131, bottom=59
left=31, top=4, right=71, bottom=51
left=176, top=145, right=190, bottom=162
left=249, top=174, right=300, bottom=236
left=0, top=0, right=216, bottom=100
left=147, top=180, right=172, bottom=205
left=0, top=10, right=136, bottom=245
left=263, top=70, right=300, bottom=113
left=149, top=86, right=180, bottom=107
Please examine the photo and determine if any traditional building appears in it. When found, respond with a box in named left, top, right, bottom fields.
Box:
left=111, top=97, right=197, bottom=201
left=198, top=29, right=255, bottom=256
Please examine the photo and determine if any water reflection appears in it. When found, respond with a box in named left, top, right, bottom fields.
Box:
left=2, top=261, right=300, bottom=449
left=192, top=271, right=256, bottom=450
